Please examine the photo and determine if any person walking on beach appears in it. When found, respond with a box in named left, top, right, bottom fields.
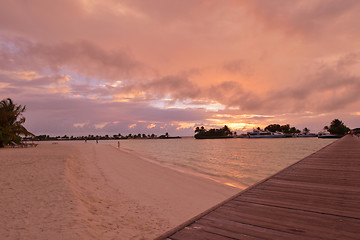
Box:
left=118, top=141, right=120, bottom=148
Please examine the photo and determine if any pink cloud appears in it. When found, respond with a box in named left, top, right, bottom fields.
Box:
left=1, top=0, right=360, bottom=135
left=0, top=37, right=149, bottom=81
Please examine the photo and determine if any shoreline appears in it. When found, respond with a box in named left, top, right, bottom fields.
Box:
left=1, top=142, right=238, bottom=239
left=109, top=143, right=248, bottom=189
left=99, top=137, right=335, bottom=190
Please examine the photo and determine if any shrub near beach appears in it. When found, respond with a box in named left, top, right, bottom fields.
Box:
left=0, top=98, right=32, bottom=147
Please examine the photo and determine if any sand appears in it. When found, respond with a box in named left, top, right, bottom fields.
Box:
left=0, top=142, right=238, bottom=239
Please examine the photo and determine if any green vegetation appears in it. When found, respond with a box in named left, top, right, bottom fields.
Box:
left=194, top=125, right=233, bottom=139
left=0, top=98, right=32, bottom=147
left=264, top=124, right=301, bottom=134
left=33, top=132, right=178, bottom=141
left=324, top=119, right=350, bottom=135
left=303, top=127, right=310, bottom=134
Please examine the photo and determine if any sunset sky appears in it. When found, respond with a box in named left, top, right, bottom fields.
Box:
left=1, top=0, right=360, bottom=136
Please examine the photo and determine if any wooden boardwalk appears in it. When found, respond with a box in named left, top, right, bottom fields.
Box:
left=156, top=135, right=360, bottom=240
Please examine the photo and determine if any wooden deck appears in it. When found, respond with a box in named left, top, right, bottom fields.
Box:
left=156, top=135, right=360, bottom=240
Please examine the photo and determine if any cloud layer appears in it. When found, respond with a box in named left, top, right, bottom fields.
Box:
left=1, top=0, right=359, bottom=135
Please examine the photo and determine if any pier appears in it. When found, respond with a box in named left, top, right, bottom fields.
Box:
left=156, top=135, right=360, bottom=239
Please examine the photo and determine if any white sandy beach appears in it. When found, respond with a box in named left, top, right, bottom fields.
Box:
left=0, top=142, right=238, bottom=239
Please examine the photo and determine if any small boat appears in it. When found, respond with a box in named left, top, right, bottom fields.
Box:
left=297, top=133, right=318, bottom=137
left=246, top=129, right=285, bottom=138
left=236, top=134, right=248, bottom=138
left=317, top=131, right=343, bottom=138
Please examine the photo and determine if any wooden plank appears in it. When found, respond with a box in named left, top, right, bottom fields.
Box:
left=157, top=136, right=360, bottom=240
left=237, top=192, right=360, bottom=213
left=217, top=202, right=360, bottom=239
left=253, top=179, right=360, bottom=195
left=170, top=227, right=234, bottom=240
left=271, top=175, right=360, bottom=187
left=284, top=160, right=360, bottom=169
left=237, top=192, right=360, bottom=219
left=191, top=221, right=264, bottom=240
left=196, top=215, right=319, bottom=240
left=271, top=167, right=360, bottom=187
left=267, top=178, right=360, bottom=193
left=240, top=180, right=360, bottom=200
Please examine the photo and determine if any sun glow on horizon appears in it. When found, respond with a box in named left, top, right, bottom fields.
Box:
left=1, top=1, right=359, bottom=136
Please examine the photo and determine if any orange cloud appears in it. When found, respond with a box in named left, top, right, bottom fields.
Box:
left=1, top=0, right=360, bottom=135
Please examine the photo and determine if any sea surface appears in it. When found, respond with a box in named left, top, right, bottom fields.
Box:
left=101, top=137, right=336, bottom=189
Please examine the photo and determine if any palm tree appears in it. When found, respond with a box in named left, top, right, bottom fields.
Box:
left=303, top=127, right=310, bottom=134
left=222, top=125, right=231, bottom=136
left=0, top=98, right=32, bottom=147
left=195, top=126, right=206, bottom=134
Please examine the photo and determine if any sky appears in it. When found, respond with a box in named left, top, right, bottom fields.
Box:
left=1, top=0, right=360, bottom=137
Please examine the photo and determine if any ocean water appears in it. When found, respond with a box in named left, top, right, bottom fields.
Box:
left=101, top=137, right=336, bottom=189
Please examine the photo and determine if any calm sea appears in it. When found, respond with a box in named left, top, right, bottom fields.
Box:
left=100, top=137, right=335, bottom=189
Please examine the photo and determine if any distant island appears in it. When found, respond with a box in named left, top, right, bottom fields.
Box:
left=194, top=125, right=234, bottom=139
left=34, top=132, right=181, bottom=141
left=194, top=120, right=352, bottom=139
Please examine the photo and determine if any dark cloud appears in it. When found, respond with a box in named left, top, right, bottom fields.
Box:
left=141, top=75, right=201, bottom=100
left=201, top=53, right=360, bottom=115
left=246, top=0, right=360, bottom=36
left=208, top=81, right=243, bottom=102
left=205, top=81, right=263, bottom=112
left=265, top=53, right=360, bottom=113
left=336, top=52, right=360, bottom=70
left=0, top=37, right=148, bottom=81
left=223, top=60, right=245, bottom=74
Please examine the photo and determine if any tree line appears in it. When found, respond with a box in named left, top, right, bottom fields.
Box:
left=263, top=124, right=301, bottom=134
left=34, top=132, right=172, bottom=141
left=194, top=125, right=234, bottom=139
left=0, top=98, right=353, bottom=147
left=194, top=120, right=351, bottom=138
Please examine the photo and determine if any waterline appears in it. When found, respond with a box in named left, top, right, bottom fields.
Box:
left=100, top=137, right=336, bottom=188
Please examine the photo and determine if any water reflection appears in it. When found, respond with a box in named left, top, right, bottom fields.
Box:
left=101, top=138, right=336, bottom=189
